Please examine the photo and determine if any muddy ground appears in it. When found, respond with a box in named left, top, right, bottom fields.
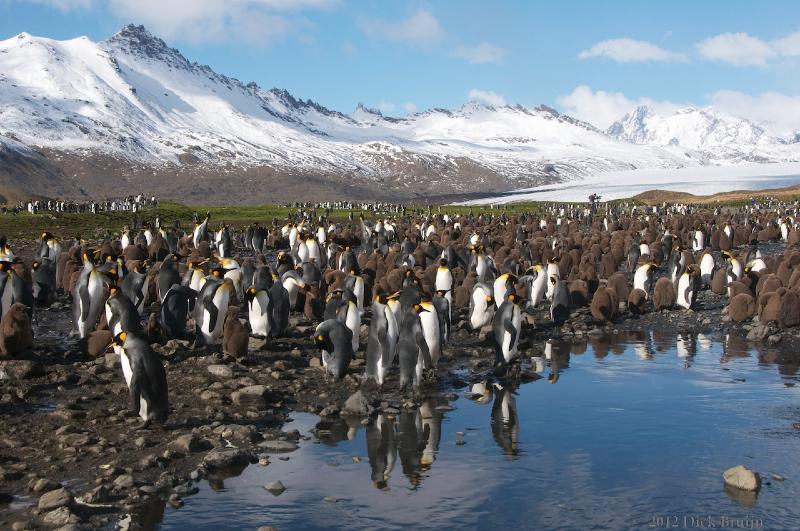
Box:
left=1, top=242, right=800, bottom=530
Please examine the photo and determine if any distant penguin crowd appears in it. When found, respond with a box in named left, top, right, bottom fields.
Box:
left=3, top=196, right=800, bottom=424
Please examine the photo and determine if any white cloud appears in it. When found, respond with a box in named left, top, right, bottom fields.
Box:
left=403, top=102, right=417, bottom=113
left=27, top=0, right=93, bottom=10
left=578, top=38, right=686, bottom=62
left=696, top=32, right=775, bottom=66
left=375, top=101, right=395, bottom=114
left=467, top=89, right=505, bottom=107
left=358, top=9, right=444, bottom=47
left=557, top=85, right=680, bottom=129
left=710, top=90, right=800, bottom=135
left=558, top=85, right=800, bottom=136
left=103, top=0, right=335, bottom=45
left=771, top=31, right=800, bottom=57
left=452, top=42, right=505, bottom=64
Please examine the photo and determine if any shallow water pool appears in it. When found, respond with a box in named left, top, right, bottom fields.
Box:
left=154, top=331, right=800, bottom=530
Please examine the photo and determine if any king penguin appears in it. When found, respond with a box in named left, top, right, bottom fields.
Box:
left=314, top=319, right=354, bottom=380
left=114, top=331, right=169, bottom=427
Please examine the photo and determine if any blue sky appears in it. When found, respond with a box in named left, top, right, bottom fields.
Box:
left=1, top=0, right=800, bottom=133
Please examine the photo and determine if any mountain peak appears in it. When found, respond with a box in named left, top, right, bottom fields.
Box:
left=106, top=24, right=189, bottom=68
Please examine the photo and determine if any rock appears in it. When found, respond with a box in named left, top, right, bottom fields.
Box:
left=342, top=390, right=372, bottom=416
left=207, top=364, right=233, bottom=378
left=308, top=357, right=322, bottom=368
left=319, top=405, right=339, bottom=417
left=38, top=487, right=73, bottom=511
left=31, top=478, right=60, bottom=494
left=264, top=480, right=285, bottom=495
left=771, top=474, right=785, bottom=481
left=84, top=485, right=110, bottom=504
left=231, top=385, right=269, bottom=407
left=41, top=506, right=78, bottom=526
left=113, top=474, right=135, bottom=489
left=746, top=324, right=771, bottom=342
left=104, top=352, right=121, bottom=370
left=0, top=360, right=44, bottom=380
left=257, top=527, right=278, bottom=531
left=258, top=440, right=298, bottom=453
left=723, top=465, right=761, bottom=492
left=203, top=448, right=252, bottom=470
left=767, top=334, right=782, bottom=346
left=168, top=434, right=211, bottom=454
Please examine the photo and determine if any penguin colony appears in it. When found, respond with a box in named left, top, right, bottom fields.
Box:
left=3, top=199, right=800, bottom=424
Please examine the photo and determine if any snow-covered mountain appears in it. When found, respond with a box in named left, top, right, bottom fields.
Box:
left=1, top=25, right=799, bottom=203
left=606, top=105, right=797, bottom=164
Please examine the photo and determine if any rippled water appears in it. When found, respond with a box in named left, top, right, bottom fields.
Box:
left=156, top=332, right=800, bottom=530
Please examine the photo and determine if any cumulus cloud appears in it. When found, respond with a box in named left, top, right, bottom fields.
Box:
left=578, top=38, right=686, bottom=62
left=557, top=85, right=681, bottom=129
left=467, top=89, right=505, bottom=107
left=375, top=101, right=395, bottom=114
left=696, top=32, right=775, bottom=66
left=69, top=0, right=335, bottom=45
left=26, top=0, right=93, bottom=10
left=452, top=42, right=505, bottom=64
left=710, top=90, right=800, bottom=135
left=772, top=31, right=800, bottom=57
left=358, top=9, right=444, bottom=47
left=558, top=85, right=800, bottom=136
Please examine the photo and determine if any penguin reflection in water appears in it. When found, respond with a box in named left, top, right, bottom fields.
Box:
left=395, top=399, right=444, bottom=487
left=491, top=383, right=519, bottom=456
left=112, top=331, right=168, bottom=428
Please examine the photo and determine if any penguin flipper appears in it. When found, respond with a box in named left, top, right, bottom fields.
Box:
left=416, top=328, right=432, bottom=370
left=129, top=369, right=143, bottom=416
left=79, top=280, right=91, bottom=322
left=205, top=298, right=219, bottom=333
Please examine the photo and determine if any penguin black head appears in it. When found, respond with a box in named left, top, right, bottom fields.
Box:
left=507, top=292, right=518, bottom=304
left=435, top=289, right=447, bottom=297
left=31, top=260, right=40, bottom=271
left=211, top=268, right=224, bottom=278
left=549, top=275, right=558, bottom=285
left=245, top=287, right=257, bottom=301
left=314, top=333, right=327, bottom=346
left=439, top=258, right=448, bottom=267
left=485, top=294, right=494, bottom=305
left=0, top=262, right=8, bottom=272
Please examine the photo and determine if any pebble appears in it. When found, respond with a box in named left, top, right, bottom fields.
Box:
left=265, top=480, right=286, bottom=495
left=37, top=487, right=73, bottom=511
left=207, top=364, right=234, bottom=378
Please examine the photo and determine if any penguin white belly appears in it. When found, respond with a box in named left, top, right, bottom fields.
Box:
left=321, top=349, right=330, bottom=368
left=345, top=304, right=360, bottom=352
left=224, top=270, right=242, bottom=299
left=205, top=288, right=230, bottom=343
left=190, top=271, right=205, bottom=292
left=298, top=242, right=309, bottom=263
left=676, top=276, right=692, bottom=309
left=435, top=270, right=452, bottom=292
left=470, top=291, right=489, bottom=329
left=639, top=243, right=650, bottom=256
left=82, top=272, right=105, bottom=337
left=307, top=242, right=320, bottom=262
left=493, top=277, right=507, bottom=309
left=476, top=257, right=487, bottom=280
left=501, top=307, right=521, bottom=362
left=283, top=279, right=299, bottom=308
left=249, top=292, right=271, bottom=337
left=700, top=255, right=714, bottom=279
left=530, top=276, right=546, bottom=306
left=420, top=310, right=441, bottom=367
left=121, top=234, right=130, bottom=249
left=353, top=277, right=365, bottom=312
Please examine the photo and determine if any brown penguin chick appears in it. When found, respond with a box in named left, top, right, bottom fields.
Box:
left=222, top=306, right=249, bottom=358
left=453, top=285, right=471, bottom=309
left=148, top=235, right=169, bottom=262
left=727, top=280, right=749, bottom=299
left=710, top=268, right=728, bottom=295
left=0, top=303, right=34, bottom=356
left=606, top=272, right=630, bottom=309
left=569, top=279, right=589, bottom=307
left=652, top=277, right=676, bottom=311
left=146, top=313, right=163, bottom=344
left=788, top=230, right=800, bottom=247
left=778, top=288, right=800, bottom=328
left=84, top=329, right=114, bottom=358
left=627, top=288, right=647, bottom=315
left=196, top=241, right=212, bottom=259
left=304, top=285, right=323, bottom=321
left=728, top=293, right=756, bottom=323
left=122, top=244, right=147, bottom=262
left=590, top=286, right=617, bottom=323
left=758, top=289, right=783, bottom=323
left=756, top=273, right=782, bottom=298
